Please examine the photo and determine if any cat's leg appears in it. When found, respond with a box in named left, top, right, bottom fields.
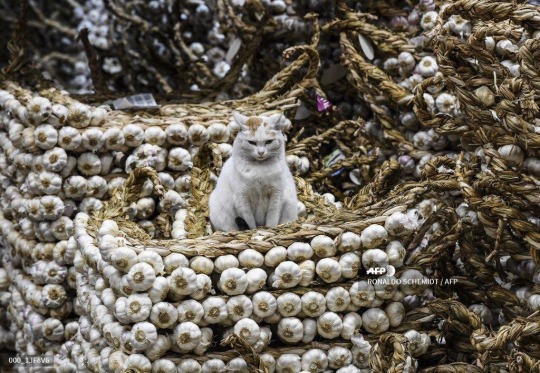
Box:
left=278, top=198, right=298, bottom=225
left=265, top=193, right=283, bottom=227
left=237, top=201, right=257, bottom=229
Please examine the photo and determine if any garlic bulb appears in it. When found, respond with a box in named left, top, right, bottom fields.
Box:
left=190, top=256, right=214, bottom=275
left=125, top=293, right=152, bottom=322
left=328, top=346, right=353, bottom=370
left=218, top=268, right=248, bottom=295
left=233, top=318, right=260, bottom=345
left=238, top=248, right=264, bottom=268
left=165, top=123, right=188, bottom=145
left=252, top=291, right=277, bottom=318
left=317, top=312, right=343, bottom=339
left=316, top=258, right=342, bottom=283
left=202, top=297, right=228, bottom=324
left=299, top=260, right=315, bottom=287
left=150, top=302, right=178, bottom=329
left=164, top=253, right=189, bottom=274
left=287, top=242, right=313, bottom=261
left=385, top=301, right=405, bottom=327
left=277, top=317, right=303, bottom=343
left=341, top=312, right=363, bottom=340
left=201, top=359, right=225, bottom=372
left=214, top=254, right=239, bottom=273
left=272, top=261, right=302, bottom=288
left=349, top=281, right=375, bottom=307
left=168, top=267, right=197, bottom=295
left=277, top=292, right=301, bottom=317
left=362, top=249, right=389, bottom=271
left=131, top=321, right=157, bottom=350
left=301, top=291, right=326, bottom=317
left=301, top=349, right=328, bottom=372
left=178, top=359, right=202, bottom=373
left=360, top=225, right=388, bottom=249
left=311, top=235, right=336, bottom=257
left=126, top=262, right=156, bottom=292
left=362, top=308, right=390, bottom=334
left=226, top=357, right=249, bottom=373
left=178, top=299, right=205, bottom=324
left=265, top=246, right=287, bottom=267
left=339, top=252, right=361, bottom=279
left=227, top=295, right=253, bottom=321
left=174, top=322, right=202, bottom=351
left=498, top=144, right=524, bottom=166
left=246, top=268, right=267, bottom=293
left=326, top=286, right=351, bottom=312
left=193, top=327, right=213, bottom=356
left=400, top=269, right=428, bottom=295
left=276, top=354, right=302, bottom=373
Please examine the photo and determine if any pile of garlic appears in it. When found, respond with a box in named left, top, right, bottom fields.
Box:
left=61, top=205, right=434, bottom=372
left=0, top=86, right=329, bottom=368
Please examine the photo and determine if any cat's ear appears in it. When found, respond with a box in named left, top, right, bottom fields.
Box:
left=266, top=113, right=284, bottom=131
left=232, top=112, right=249, bottom=130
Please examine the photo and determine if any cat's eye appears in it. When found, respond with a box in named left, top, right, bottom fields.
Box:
left=265, top=140, right=274, bottom=145
left=247, top=141, right=256, bottom=145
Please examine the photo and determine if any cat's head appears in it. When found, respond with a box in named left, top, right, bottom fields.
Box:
left=232, top=112, right=286, bottom=162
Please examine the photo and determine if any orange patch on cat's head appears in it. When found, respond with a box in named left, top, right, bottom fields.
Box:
left=245, top=116, right=263, bottom=132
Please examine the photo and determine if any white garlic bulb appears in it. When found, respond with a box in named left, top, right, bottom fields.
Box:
left=272, top=261, right=302, bottom=288
left=190, top=256, right=214, bottom=275
left=246, top=268, right=267, bottom=293
left=498, top=144, right=524, bottom=166
left=276, top=354, right=302, bottom=373
left=277, top=317, right=303, bottom=343
left=252, top=291, right=277, bottom=318
left=301, top=291, right=326, bottom=317
left=214, top=254, right=239, bottom=273
left=326, top=286, right=351, bottom=312
left=265, top=246, right=287, bottom=267
left=238, top=248, right=264, bottom=268
left=328, top=346, right=353, bottom=370
left=168, top=267, right=197, bottom=295
left=311, top=235, right=336, bottom=257
left=341, top=312, right=363, bottom=340
left=277, top=292, right=301, bottom=317
left=218, top=268, right=248, bottom=295
left=299, top=260, right=315, bottom=287
left=316, top=258, right=342, bottom=283
left=131, top=321, right=157, bottom=350
left=150, top=302, right=178, bottom=329
left=339, top=252, right=361, bottom=279
left=301, top=349, right=328, bottom=372
left=317, top=312, right=343, bottom=339
left=287, top=242, right=313, bottom=261
left=233, top=318, right=260, bottom=345
left=178, top=299, right=205, bottom=324
left=362, top=308, right=390, bottom=334
left=385, top=301, right=405, bottom=327
left=360, top=224, right=388, bottom=249
left=227, top=295, right=253, bottom=322
left=349, top=281, right=375, bottom=307
left=202, top=297, right=228, bottom=324
left=126, top=262, right=156, bottom=292
left=174, top=322, right=202, bottom=351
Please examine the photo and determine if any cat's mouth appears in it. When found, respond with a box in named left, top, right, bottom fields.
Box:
left=255, top=155, right=268, bottom=161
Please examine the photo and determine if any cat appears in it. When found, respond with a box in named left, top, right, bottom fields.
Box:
left=209, top=112, right=298, bottom=232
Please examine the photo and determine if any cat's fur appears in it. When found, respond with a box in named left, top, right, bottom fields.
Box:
left=209, top=112, right=298, bottom=232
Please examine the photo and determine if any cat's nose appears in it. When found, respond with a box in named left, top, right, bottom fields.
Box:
left=258, top=149, right=265, bottom=155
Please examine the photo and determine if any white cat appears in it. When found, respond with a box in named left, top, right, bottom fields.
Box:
left=209, top=112, right=298, bottom=232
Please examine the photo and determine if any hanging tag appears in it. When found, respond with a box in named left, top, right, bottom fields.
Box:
left=324, top=148, right=346, bottom=177
left=112, top=93, right=159, bottom=111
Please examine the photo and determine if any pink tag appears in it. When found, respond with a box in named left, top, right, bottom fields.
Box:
left=316, top=94, right=332, bottom=112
